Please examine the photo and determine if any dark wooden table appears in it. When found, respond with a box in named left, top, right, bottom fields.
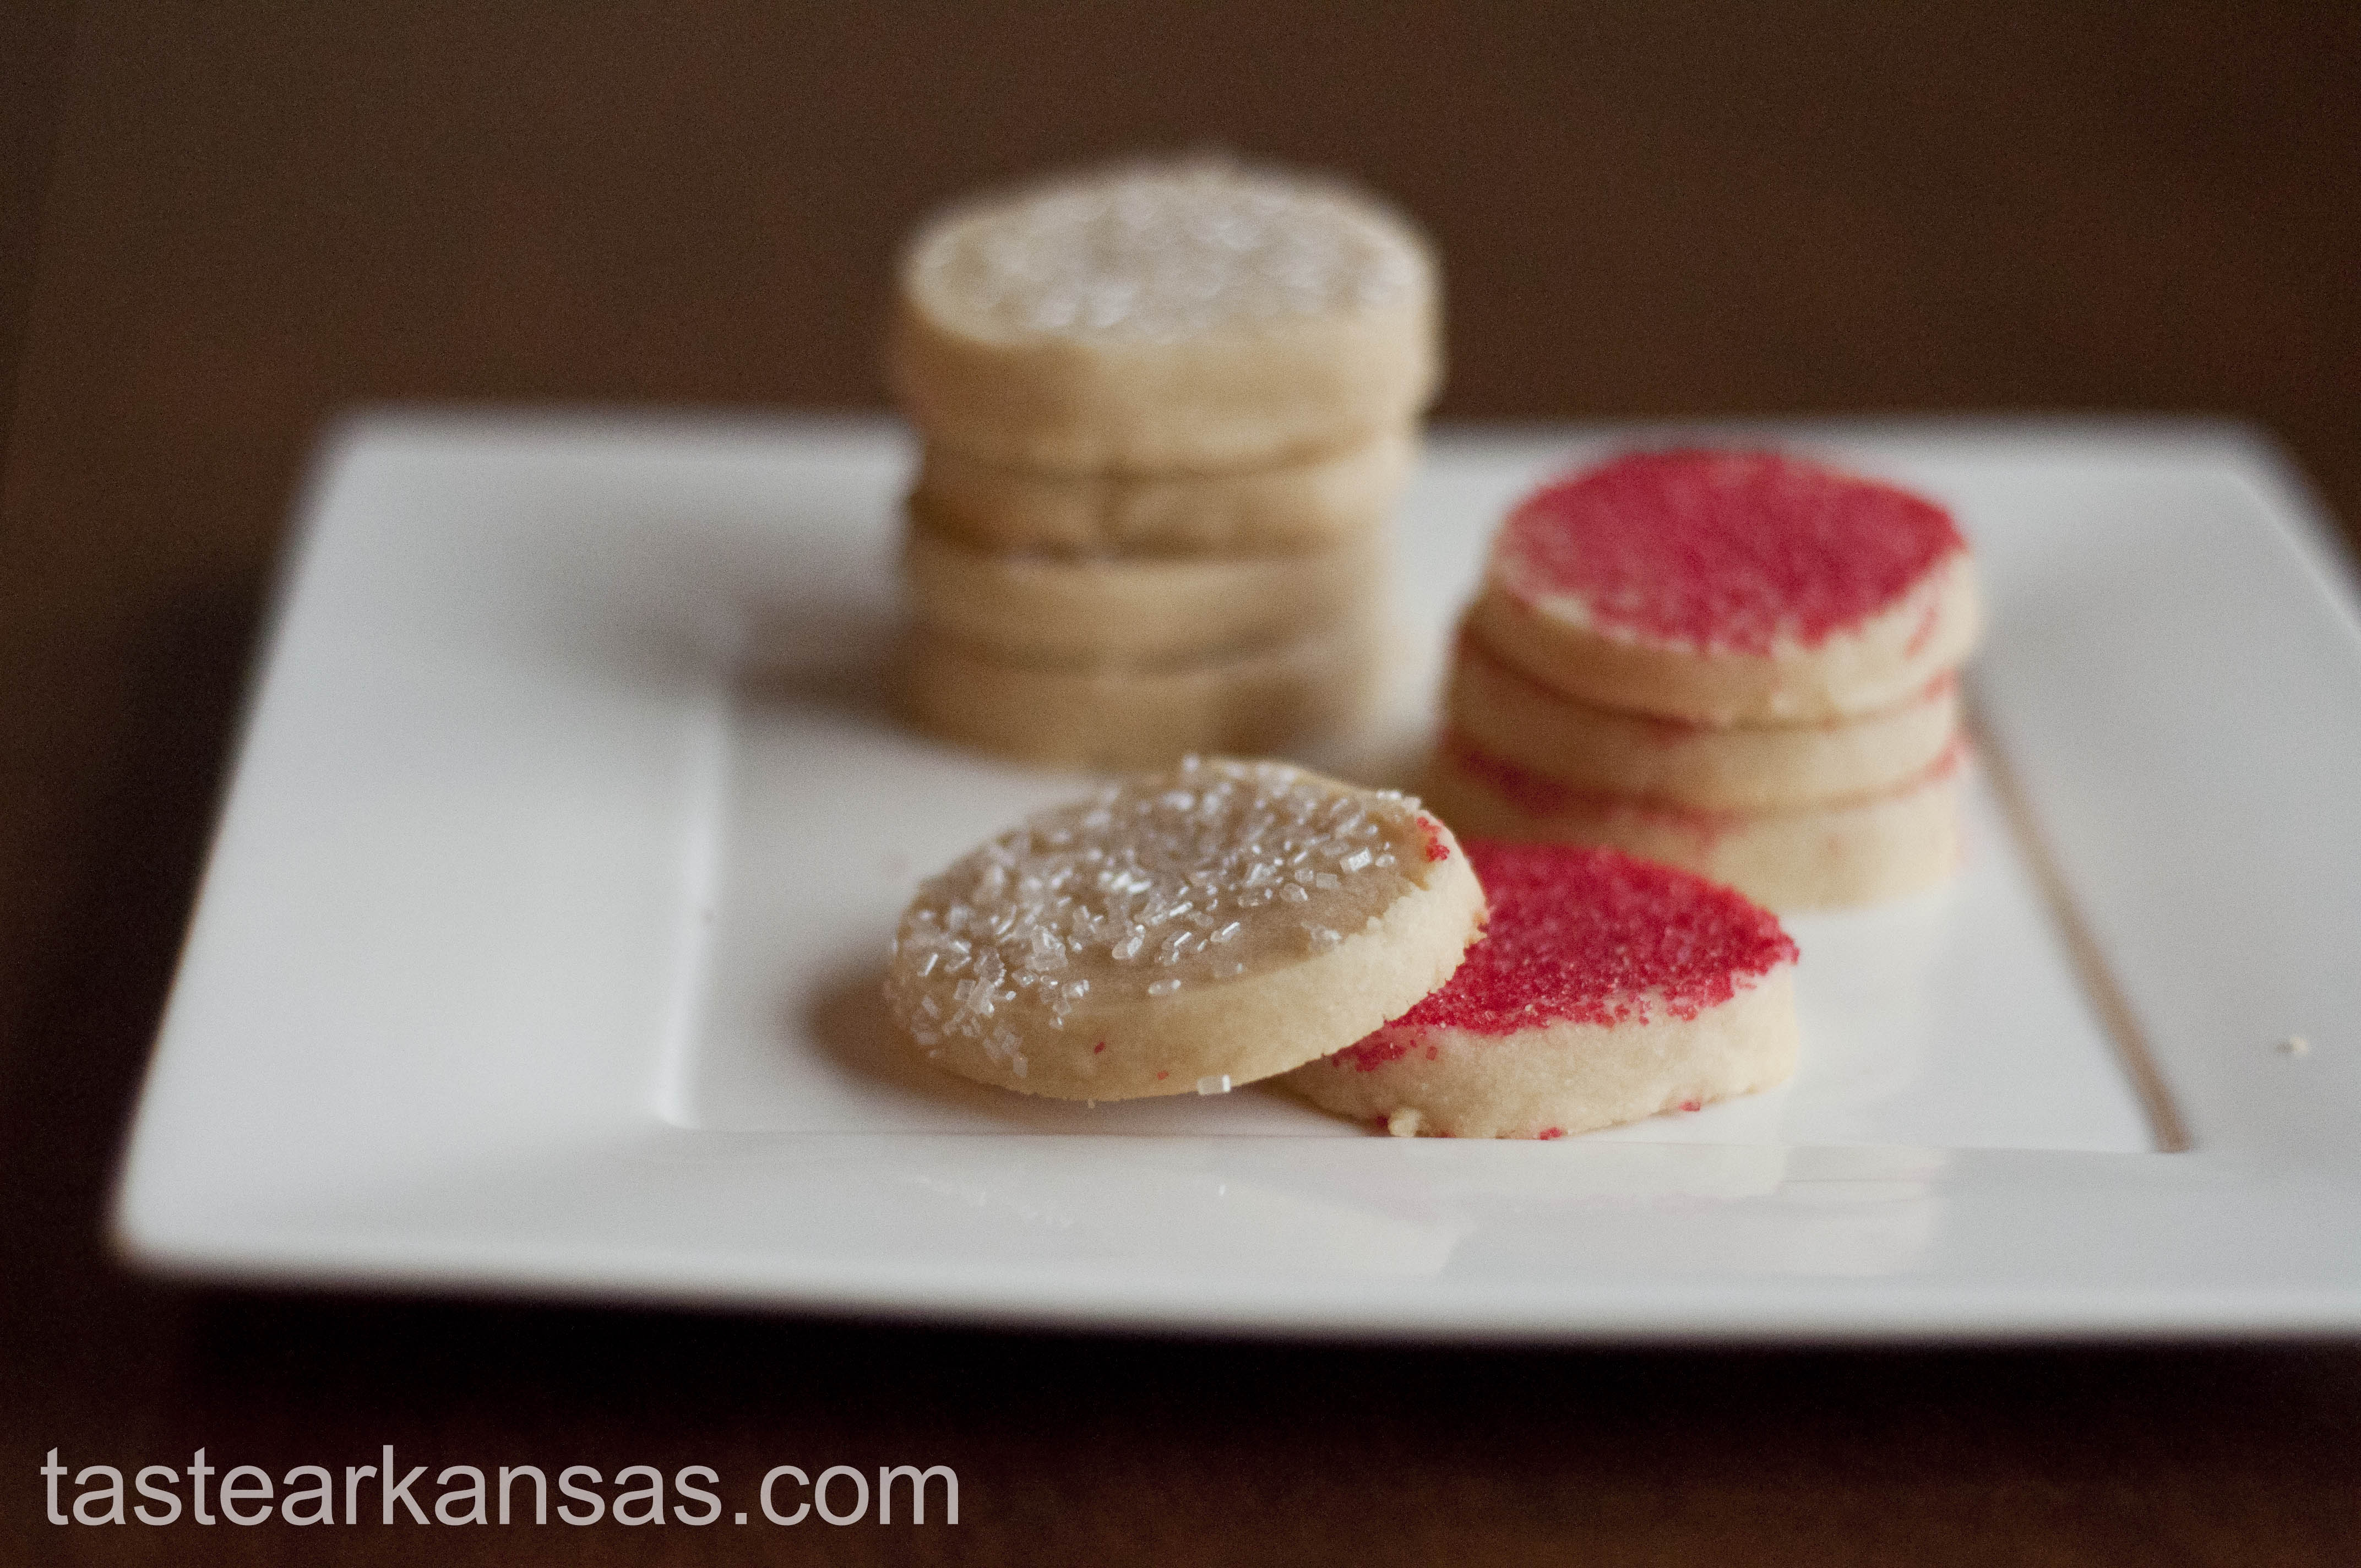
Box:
left=6, top=5, right=2360, bottom=1562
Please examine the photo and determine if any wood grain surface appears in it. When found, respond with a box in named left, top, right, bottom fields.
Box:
left=4, top=4, right=2359, bottom=1562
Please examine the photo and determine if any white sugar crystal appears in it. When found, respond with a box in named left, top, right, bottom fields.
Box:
left=1196, top=1074, right=1233, bottom=1096
left=1305, top=925, right=1341, bottom=951
left=885, top=759, right=1425, bottom=1045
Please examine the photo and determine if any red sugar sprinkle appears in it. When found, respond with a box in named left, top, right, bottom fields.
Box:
left=1497, top=450, right=1965, bottom=654
left=1537, top=1127, right=1565, bottom=1140
left=1417, top=814, right=1450, bottom=862
left=1093, top=1042, right=1107, bottom=1053
left=1337, top=841, right=1796, bottom=1064
left=1680, top=1099, right=1703, bottom=1113
left=1155, top=1070, right=1168, bottom=1080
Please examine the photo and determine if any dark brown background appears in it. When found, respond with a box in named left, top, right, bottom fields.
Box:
left=6, top=3, right=2360, bottom=1563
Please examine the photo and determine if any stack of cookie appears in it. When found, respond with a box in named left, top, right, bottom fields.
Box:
left=887, top=159, right=1440, bottom=769
left=1426, top=449, right=1981, bottom=910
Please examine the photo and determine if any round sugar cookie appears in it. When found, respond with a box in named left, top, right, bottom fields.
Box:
left=889, top=160, right=1440, bottom=475
left=899, top=623, right=1385, bottom=770
left=916, top=428, right=1416, bottom=556
left=1470, top=449, right=1981, bottom=724
left=1448, top=625, right=1960, bottom=812
left=886, top=757, right=1487, bottom=1099
left=1283, top=841, right=1798, bottom=1139
left=1425, top=730, right=1964, bottom=911
left=902, top=509, right=1389, bottom=663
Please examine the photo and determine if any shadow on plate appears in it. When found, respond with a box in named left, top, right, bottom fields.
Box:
left=793, top=955, right=1343, bottom=1135
left=797, top=955, right=1105, bottom=1127
left=736, top=600, right=902, bottom=725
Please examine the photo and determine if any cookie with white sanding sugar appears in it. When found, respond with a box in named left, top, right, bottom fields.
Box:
left=889, top=159, right=1440, bottom=475
left=1467, top=449, right=1981, bottom=724
left=885, top=757, right=1486, bottom=1100
left=1283, top=841, right=1799, bottom=1140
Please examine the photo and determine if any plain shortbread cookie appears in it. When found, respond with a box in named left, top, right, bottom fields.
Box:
left=1426, top=730, right=1965, bottom=911
left=1283, top=841, right=1798, bottom=1139
left=886, top=757, right=1486, bottom=1099
left=1447, top=624, right=1961, bottom=811
left=915, top=427, right=1416, bottom=556
left=889, top=160, right=1440, bottom=475
left=903, top=508, right=1389, bottom=663
left=899, top=622, right=1386, bottom=770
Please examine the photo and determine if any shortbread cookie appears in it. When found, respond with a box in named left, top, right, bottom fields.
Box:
left=1448, top=626, right=1960, bottom=812
left=1285, top=841, right=1798, bottom=1139
left=916, top=428, right=1417, bottom=556
left=900, top=623, right=1385, bottom=770
left=1470, top=449, right=1981, bottom=724
left=887, top=757, right=1486, bottom=1099
left=903, top=510, right=1389, bottom=663
left=1426, top=730, right=1964, bottom=910
left=890, top=160, right=1440, bottom=475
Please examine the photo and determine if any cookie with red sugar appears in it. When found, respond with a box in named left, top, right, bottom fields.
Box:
left=1282, top=840, right=1799, bottom=1138
left=1467, top=449, right=1980, bottom=723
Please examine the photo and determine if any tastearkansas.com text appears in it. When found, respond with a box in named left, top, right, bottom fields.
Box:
left=41, top=1449, right=956, bottom=1527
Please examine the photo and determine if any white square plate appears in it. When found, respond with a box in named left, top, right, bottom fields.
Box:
left=115, top=414, right=2361, bottom=1340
